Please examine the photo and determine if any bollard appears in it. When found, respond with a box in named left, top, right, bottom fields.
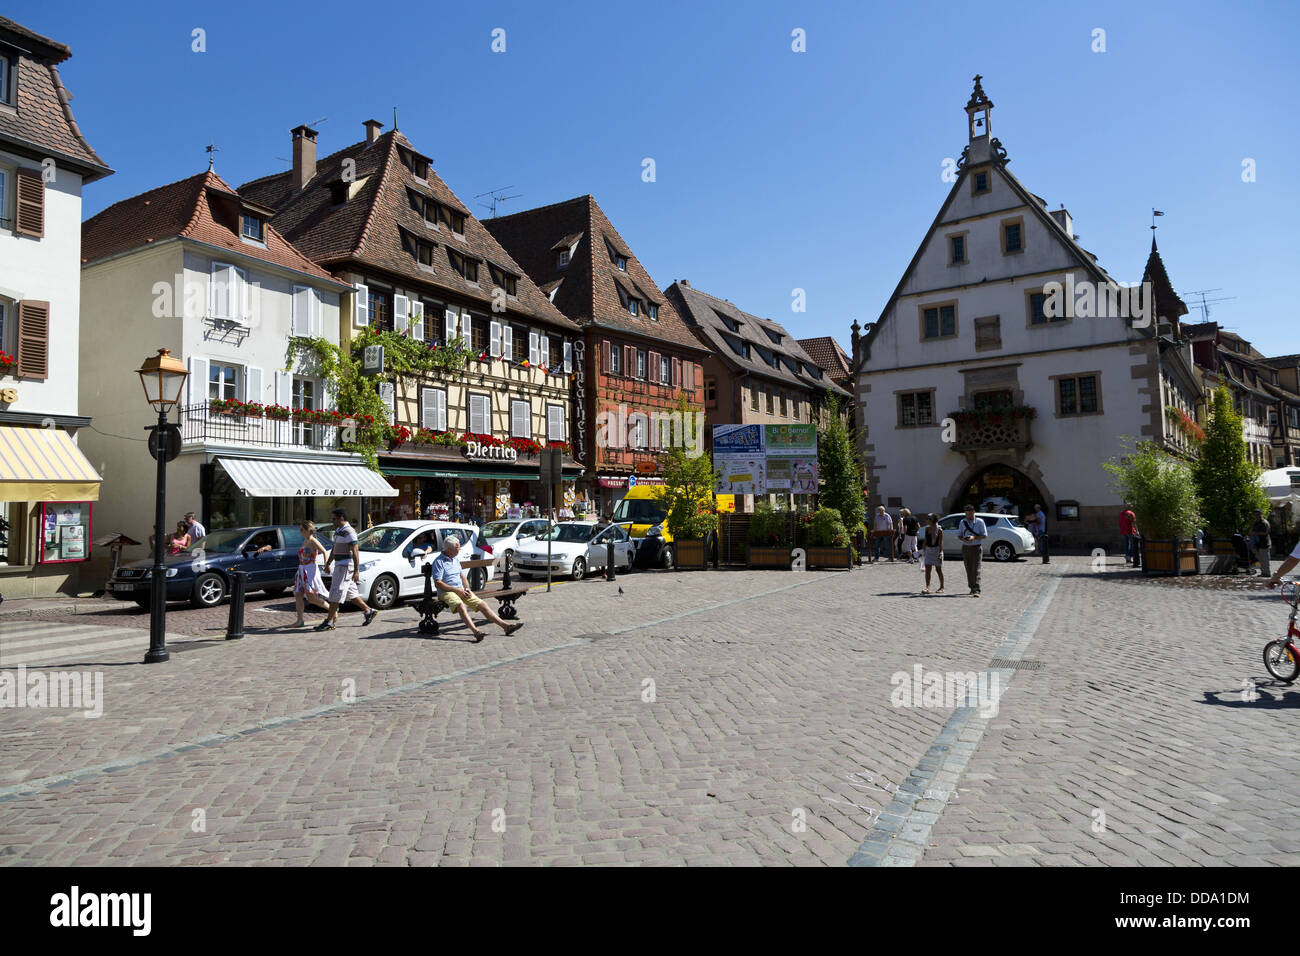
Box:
left=226, top=570, right=248, bottom=640
left=501, top=551, right=513, bottom=590
left=606, top=539, right=616, bottom=581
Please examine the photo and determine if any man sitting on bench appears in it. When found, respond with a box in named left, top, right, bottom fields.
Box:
left=431, top=535, right=524, bottom=640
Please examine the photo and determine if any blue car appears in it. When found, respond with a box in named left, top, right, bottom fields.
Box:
left=107, top=525, right=329, bottom=609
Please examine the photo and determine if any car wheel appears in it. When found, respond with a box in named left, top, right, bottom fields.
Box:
left=368, top=574, right=399, bottom=610
left=571, top=557, right=587, bottom=581
left=191, top=572, right=226, bottom=608
left=469, top=567, right=487, bottom=591
left=991, top=541, right=1015, bottom=562
left=661, top=545, right=675, bottom=571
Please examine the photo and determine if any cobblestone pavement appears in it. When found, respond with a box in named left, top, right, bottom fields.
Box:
left=0, top=557, right=1295, bottom=866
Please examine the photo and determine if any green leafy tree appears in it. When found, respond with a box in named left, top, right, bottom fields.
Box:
left=817, top=395, right=864, bottom=529
left=1102, top=439, right=1200, bottom=539
left=654, top=394, right=718, bottom=540
left=1192, top=386, right=1269, bottom=537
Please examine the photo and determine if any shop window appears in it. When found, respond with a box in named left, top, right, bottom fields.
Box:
left=1056, top=500, right=1081, bottom=521
left=0, top=500, right=17, bottom=565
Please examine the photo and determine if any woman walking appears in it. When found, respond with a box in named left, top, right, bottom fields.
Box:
left=150, top=520, right=191, bottom=556
left=292, top=520, right=331, bottom=627
left=921, top=513, right=945, bottom=594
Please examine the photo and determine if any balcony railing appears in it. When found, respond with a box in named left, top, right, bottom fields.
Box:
left=179, top=403, right=340, bottom=451
left=950, top=413, right=1033, bottom=452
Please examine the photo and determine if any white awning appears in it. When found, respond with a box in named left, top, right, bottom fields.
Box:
left=217, top=457, right=398, bottom=498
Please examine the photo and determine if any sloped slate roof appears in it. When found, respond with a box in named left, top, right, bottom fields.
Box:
left=81, top=169, right=343, bottom=283
left=484, top=195, right=706, bottom=352
left=239, top=130, right=577, bottom=332
left=665, top=282, right=849, bottom=397
left=0, top=16, right=110, bottom=178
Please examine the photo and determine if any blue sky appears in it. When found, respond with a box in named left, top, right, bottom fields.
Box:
left=23, top=0, right=1300, bottom=356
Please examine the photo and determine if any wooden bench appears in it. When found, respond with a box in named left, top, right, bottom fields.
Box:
left=415, top=564, right=527, bottom=637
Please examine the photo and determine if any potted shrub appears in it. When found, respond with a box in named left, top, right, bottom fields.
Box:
left=747, top=501, right=793, bottom=568
left=1103, top=440, right=1200, bottom=576
left=264, top=404, right=292, bottom=421
left=806, top=507, right=855, bottom=569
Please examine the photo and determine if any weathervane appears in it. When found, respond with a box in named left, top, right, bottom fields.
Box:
left=1151, top=208, right=1164, bottom=231
left=205, top=141, right=220, bottom=170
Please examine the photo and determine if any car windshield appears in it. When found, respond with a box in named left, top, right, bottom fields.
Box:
left=611, top=497, right=666, bottom=524
left=481, top=522, right=518, bottom=539
left=188, top=529, right=249, bottom=554
left=539, top=524, right=596, bottom=544
left=355, top=526, right=413, bottom=553
left=1003, top=517, right=1025, bottom=528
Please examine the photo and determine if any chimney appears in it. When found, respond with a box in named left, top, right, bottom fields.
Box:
left=363, top=119, right=384, bottom=144
left=291, top=125, right=318, bottom=192
left=680, top=279, right=690, bottom=287
left=1050, top=205, right=1073, bottom=238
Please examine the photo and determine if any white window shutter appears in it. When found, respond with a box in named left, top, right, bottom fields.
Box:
left=529, top=331, right=539, bottom=365
left=461, top=309, right=472, bottom=340
left=502, top=325, right=512, bottom=358
left=210, top=263, right=232, bottom=320
left=548, top=405, right=565, bottom=442
left=490, top=321, right=501, bottom=356
left=274, top=370, right=291, bottom=405
left=563, top=340, right=572, bottom=373
left=292, top=285, right=311, bottom=337
left=245, top=366, right=263, bottom=404
left=469, top=395, right=487, bottom=434
left=379, top=382, right=396, bottom=424
left=539, top=334, right=550, bottom=368
left=187, top=357, right=208, bottom=409
left=512, top=401, right=529, bottom=438
left=445, top=307, right=458, bottom=344
left=234, top=267, right=249, bottom=322
left=410, top=300, right=425, bottom=340
left=394, top=293, right=409, bottom=333
left=420, top=388, right=437, bottom=428
left=354, top=282, right=370, bottom=327
left=436, top=390, right=447, bottom=431
left=310, top=289, right=322, bottom=337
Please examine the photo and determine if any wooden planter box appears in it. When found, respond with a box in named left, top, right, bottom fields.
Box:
left=673, top=538, right=710, bottom=570
left=747, top=546, right=793, bottom=569
left=806, top=545, right=854, bottom=570
left=1141, top=538, right=1198, bottom=576
left=1203, top=537, right=1241, bottom=574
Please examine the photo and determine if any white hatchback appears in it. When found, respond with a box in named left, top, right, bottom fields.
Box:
left=938, top=513, right=1036, bottom=562
left=480, top=517, right=555, bottom=566
left=515, top=521, right=635, bottom=580
left=324, top=521, right=495, bottom=610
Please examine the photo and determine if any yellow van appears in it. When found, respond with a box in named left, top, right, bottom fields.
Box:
left=610, top=485, right=732, bottom=570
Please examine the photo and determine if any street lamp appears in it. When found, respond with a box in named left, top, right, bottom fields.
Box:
left=136, top=348, right=189, bottom=664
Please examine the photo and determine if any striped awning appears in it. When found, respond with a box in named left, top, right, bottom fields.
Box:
left=217, top=457, right=398, bottom=498
left=0, top=426, right=102, bottom=502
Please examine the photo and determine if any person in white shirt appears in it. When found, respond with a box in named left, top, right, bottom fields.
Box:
left=957, top=505, right=988, bottom=597
left=184, top=511, right=206, bottom=540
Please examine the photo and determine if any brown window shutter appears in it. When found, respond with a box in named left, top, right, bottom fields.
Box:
left=600, top=340, right=609, bottom=372
left=672, top=357, right=681, bottom=386
left=15, top=168, right=46, bottom=238
left=648, top=351, right=660, bottom=382
left=16, top=300, right=50, bottom=379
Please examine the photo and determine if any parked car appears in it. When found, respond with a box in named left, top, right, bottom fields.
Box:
left=937, top=512, right=1035, bottom=562
left=515, top=521, right=635, bottom=580
left=108, top=525, right=326, bottom=609
left=323, top=521, right=494, bottom=611
left=480, top=517, right=555, bottom=566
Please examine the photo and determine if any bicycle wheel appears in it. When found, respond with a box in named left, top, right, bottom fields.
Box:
left=1262, top=640, right=1300, bottom=683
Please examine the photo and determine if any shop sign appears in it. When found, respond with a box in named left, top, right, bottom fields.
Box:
left=464, top=442, right=519, bottom=463
left=635, top=460, right=658, bottom=475
left=292, top=488, right=368, bottom=497
left=572, top=340, right=587, bottom=464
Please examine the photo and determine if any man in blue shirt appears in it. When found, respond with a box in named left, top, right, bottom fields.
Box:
left=432, top=535, right=524, bottom=641
left=957, top=505, right=988, bottom=597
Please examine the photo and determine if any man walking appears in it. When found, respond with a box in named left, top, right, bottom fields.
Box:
left=1250, top=509, right=1273, bottom=578
left=1032, top=503, right=1049, bottom=564
left=432, top=535, right=524, bottom=641
left=957, top=504, right=987, bottom=597
left=317, top=508, right=377, bottom=630
left=1119, top=507, right=1139, bottom=565
left=870, top=505, right=894, bottom=563
left=184, top=511, right=206, bottom=541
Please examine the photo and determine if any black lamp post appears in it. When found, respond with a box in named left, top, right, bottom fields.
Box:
left=136, top=348, right=189, bottom=664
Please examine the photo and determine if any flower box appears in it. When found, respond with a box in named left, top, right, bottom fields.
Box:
left=806, top=545, right=854, bottom=570
left=1140, top=538, right=1199, bottom=576
left=747, top=546, right=793, bottom=569
left=264, top=404, right=293, bottom=421
left=673, top=538, right=710, bottom=570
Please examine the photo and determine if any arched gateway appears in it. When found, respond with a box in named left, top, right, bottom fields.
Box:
left=947, top=463, right=1047, bottom=517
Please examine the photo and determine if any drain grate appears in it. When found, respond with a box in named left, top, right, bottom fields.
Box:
left=987, top=658, right=1045, bottom=670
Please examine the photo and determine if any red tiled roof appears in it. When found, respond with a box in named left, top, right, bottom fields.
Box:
left=0, top=16, right=110, bottom=178
left=81, top=170, right=341, bottom=283
left=239, top=130, right=577, bottom=332
left=796, top=336, right=852, bottom=381
left=484, top=195, right=706, bottom=353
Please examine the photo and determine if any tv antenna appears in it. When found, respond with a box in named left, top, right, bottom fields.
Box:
left=1180, top=288, right=1236, bottom=322
left=475, top=186, right=522, bottom=218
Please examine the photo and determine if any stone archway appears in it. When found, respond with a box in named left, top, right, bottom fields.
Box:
left=943, top=459, right=1051, bottom=519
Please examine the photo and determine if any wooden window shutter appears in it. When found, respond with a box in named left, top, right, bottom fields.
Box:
left=16, top=300, right=50, bottom=379
left=648, top=351, right=660, bottom=383
left=601, top=340, right=609, bottom=372
left=15, top=168, right=45, bottom=238
left=672, top=357, right=681, bottom=386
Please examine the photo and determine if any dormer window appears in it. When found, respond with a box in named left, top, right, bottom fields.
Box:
left=400, top=147, right=429, bottom=181
left=438, top=204, right=465, bottom=235
left=488, top=264, right=517, bottom=297
left=764, top=328, right=783, bottom=345
left=629, top=298, right=639, bottom=316
left=557, top=249, right=570, bottom=268
left=241, top=213, right=265, bottom=243
left=329, top=181, right=348, bottom=205
left=616, top=255, right=627, bottom=271
left=648, top=304, right=658, bottom=320
left=0, top=49, right=13, bottom=107
left=448, top=250, right=479, bottom=282
left=404, top=232, right=436, bottom=268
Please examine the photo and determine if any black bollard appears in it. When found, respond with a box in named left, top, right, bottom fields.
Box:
left=226, top=570, right=248, bottom=640
left=501, top=551, right=513, bottom=590
left=606, top=539, right=616, bottom=581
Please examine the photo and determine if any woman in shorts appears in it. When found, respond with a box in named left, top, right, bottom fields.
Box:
left=292, top=520, right=331, bottom=627
left=921, top=513, right=945, bottom=594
